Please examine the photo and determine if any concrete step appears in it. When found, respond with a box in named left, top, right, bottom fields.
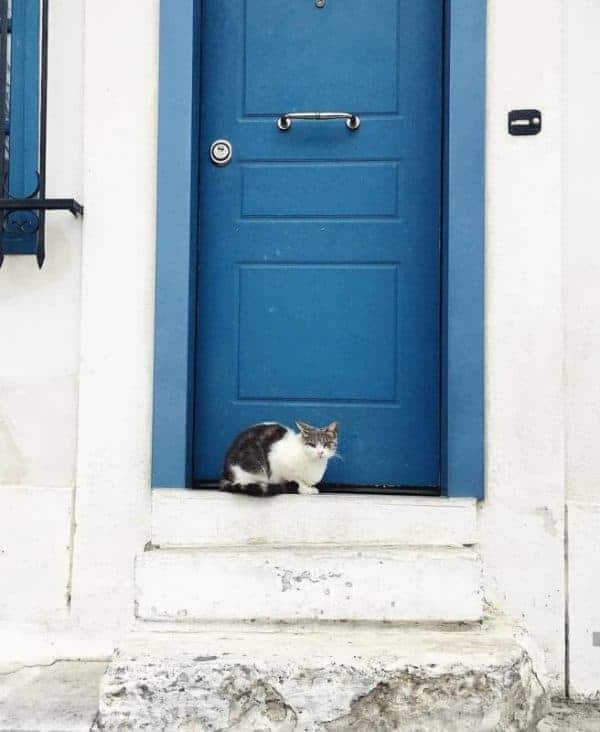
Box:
left=96, top=619, right=548, bottom=731
left=135, top=545, right=482, bottom=624
left=152, top=490, right=478, bottom=548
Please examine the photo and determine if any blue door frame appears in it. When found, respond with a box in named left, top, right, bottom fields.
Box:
left=151, top=0, right=486, bottom=498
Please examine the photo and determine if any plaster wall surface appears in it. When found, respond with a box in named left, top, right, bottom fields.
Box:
left=0, top=0, right=83, bottom=630
left=0, top=0, right=158, bottom=641
left=0, top=0, right=82, bottom=489
left=68, top=0, right=158, bottom=635
left=563, top=0, right=600, bottom=699
left=478, top=0, right=566, bottom=692
left=0, top=486, right=72, bottom=623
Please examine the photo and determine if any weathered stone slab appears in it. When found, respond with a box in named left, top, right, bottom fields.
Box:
left=537, top=700, right=600, bottom=732
left=96, top=622, right=548, bottom=731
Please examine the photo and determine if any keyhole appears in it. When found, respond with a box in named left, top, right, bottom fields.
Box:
left=315, top=0, right=326, bottom=8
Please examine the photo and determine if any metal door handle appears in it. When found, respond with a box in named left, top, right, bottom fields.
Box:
left=277, top=112, right=361, bottom=131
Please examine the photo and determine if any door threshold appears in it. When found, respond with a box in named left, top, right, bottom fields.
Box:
left=191, top=481, right=441, bottom=497
left=153, top=488, right=477, bottom=548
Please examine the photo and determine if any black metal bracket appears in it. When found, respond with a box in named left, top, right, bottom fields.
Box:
left=0, top=1, right=83, bottom=268
left=0, top=198, right=84, bottom=268
left=0, top=198, right=83, bottom=216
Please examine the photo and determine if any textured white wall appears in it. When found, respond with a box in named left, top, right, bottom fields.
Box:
left=0, top=0, right=158, bottom=645
left=563, top=0, right=600, bottom=700
left=479, top=0, right=566, bottom=693
left=0, top=0, right=82, bottom=488
left=68, top=0, right=157, bottom=636
left=0, top=0, right=83, bottom=628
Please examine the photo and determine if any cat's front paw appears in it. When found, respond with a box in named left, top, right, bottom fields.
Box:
left=298, top=484, right=319, bottom=495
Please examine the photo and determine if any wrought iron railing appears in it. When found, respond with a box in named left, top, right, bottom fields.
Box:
left=0, top=0, right=82, bottom=268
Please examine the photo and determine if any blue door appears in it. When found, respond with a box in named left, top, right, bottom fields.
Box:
left=194, top=0, right=443, bottom=487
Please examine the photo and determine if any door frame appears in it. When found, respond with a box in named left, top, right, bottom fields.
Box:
left=151, top=0, right=486, bottom=498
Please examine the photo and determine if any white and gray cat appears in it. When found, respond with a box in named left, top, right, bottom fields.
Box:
left=220, top=421, right=339, bottom=496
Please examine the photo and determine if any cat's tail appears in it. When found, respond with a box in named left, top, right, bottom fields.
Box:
left=219, top=480, right=297, bottom=497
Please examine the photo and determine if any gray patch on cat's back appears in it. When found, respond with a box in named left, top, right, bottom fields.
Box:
left=221, top=423, right=288, bottom=484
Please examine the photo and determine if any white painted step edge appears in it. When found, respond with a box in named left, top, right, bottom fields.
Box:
left=152, top=489, right=478, bottom=548
left=135, top=546, right=482, bottom=624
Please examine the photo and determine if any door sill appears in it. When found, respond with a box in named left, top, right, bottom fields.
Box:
left=151, top=489, right=476, bottom=548
left=192, top=481, right=440, bottom=497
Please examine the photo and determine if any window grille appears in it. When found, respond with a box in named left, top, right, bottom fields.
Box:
left=0, top=0, right=82, bottom=268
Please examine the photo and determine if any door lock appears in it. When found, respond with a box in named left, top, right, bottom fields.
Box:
left=210, top=139, right=233, bottom=166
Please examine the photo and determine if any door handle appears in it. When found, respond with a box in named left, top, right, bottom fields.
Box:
left=277, top=112, right=361, bottom=132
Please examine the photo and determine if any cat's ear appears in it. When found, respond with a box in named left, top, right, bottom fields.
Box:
left=296, top=420, right=311, bottom=434
left=325, top=421, right=339, bottom=434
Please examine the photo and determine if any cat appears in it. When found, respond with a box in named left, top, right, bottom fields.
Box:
left=220, top=421, right=339, bottom=496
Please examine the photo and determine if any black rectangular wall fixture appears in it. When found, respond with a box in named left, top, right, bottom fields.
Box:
left=508, top=109, right=542, bottom=136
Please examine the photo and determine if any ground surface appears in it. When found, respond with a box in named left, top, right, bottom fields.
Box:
left=1, top=661, right=599, bottom=731
left=0, top=661, right=106, bottom=732
left=538, top=701, right=600, bottom=732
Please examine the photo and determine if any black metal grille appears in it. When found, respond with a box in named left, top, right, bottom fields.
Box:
left=0, top=0, right=83, bottom=268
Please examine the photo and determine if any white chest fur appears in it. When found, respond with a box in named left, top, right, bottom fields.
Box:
left=268, top=431, right=329, bottom=489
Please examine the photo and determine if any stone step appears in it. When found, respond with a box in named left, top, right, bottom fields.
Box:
left=96, top=620, right=548, bottom=731
left=135, top=546, right=482, bottom=624
left=152, top=490, right=478, bottom=548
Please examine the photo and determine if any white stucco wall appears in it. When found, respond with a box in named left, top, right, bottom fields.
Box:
left=1, top=0, right=597, bottom=701
left=0, top=0, right=82, bottom=488
left=0, top=0, right=83, bottom=627
left=479, top=0, right=566, bottom=693
left=563, top=0, right=600, bottom=701
left=68, top=0, right=157, bottom=639
left=0, top=0, right=157, bottom=644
